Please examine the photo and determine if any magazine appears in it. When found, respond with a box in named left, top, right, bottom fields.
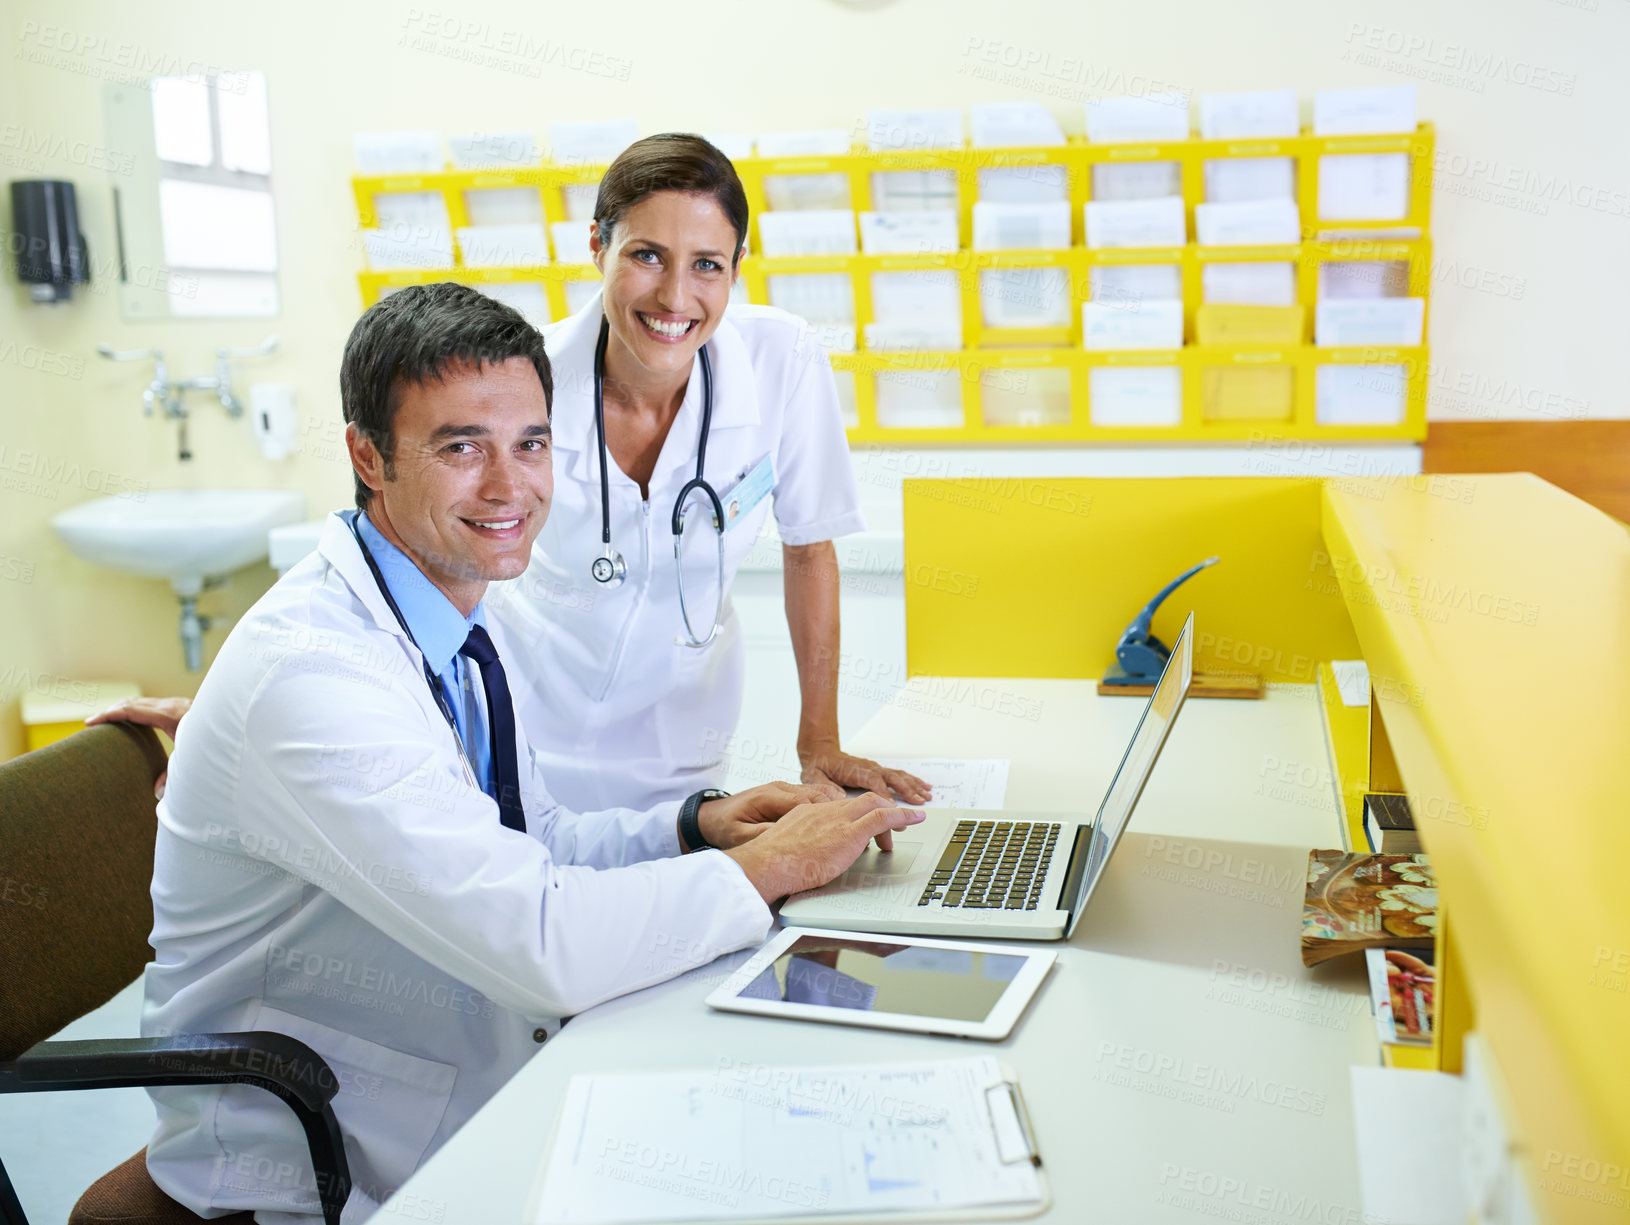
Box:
left=1301, top=851, right=1435, bottom=966
left=1366, top=947, right=1436, bottom=1044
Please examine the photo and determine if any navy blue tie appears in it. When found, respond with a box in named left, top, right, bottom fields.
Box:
left=458, top=625, right=526, bottom=833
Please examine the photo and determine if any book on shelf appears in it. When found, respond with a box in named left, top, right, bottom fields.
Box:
left=1366, top=947, right=1435, bottom=1046
left=1301, top=851, right=1436, bottom=966
left=1363, top=792, right=1420, bottom=854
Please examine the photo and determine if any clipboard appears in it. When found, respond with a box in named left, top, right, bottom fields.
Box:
left=523, top=1056, right=1051, bottom=1225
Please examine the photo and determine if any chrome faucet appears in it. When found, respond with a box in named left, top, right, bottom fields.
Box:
left=98, top=336, right=280, bottom=459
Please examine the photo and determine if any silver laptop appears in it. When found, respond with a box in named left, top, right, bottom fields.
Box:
left=781, top=613, right=1195, bottom=940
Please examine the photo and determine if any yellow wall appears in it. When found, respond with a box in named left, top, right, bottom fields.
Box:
left=1, top=0, right=1624, bottom=757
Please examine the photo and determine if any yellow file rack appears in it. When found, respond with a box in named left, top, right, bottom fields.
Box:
left=352, top=162, right=605, bottom=325
left=351, top=124, right=1434, bottom=445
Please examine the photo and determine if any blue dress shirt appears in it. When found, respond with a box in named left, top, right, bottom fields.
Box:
left=352, top=510, right=494, bottom=798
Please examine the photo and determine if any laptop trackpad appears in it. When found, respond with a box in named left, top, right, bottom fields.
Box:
left=838, top=841, right=924, bottom=885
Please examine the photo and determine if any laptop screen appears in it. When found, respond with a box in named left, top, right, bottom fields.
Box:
left=1064, top=612, right=1195, bottom=938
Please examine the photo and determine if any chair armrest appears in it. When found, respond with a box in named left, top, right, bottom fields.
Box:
left=2, top=1033, right=338, bottom=1110
left=0, top=1033, right=351, bottom=1225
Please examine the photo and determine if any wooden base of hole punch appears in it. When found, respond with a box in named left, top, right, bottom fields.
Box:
left=1098, top=670, right=1265, bottom=699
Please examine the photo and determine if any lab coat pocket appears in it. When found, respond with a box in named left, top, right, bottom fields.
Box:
left=253, top=1004, right=458, bottom=1199
left=653, top=628, right=745, bottom=771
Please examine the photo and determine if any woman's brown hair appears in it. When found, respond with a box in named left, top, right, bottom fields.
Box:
left=592, top=133, right=749, bottom=266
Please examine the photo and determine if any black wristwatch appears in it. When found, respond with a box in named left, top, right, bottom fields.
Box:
left=679, top=788, right=731, bottom=852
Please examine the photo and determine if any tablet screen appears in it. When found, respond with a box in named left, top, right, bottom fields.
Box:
left=735, top=933, right=1030, bottom=1022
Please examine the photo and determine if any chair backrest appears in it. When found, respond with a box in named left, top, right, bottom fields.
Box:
left=0, top=722, right=168, bottom=1060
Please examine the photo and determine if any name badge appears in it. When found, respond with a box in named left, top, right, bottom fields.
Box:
left=718, top=453, right=775, bottom=532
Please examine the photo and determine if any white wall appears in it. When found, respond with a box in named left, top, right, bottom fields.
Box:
left=1, top=0, right=1625, bottom=757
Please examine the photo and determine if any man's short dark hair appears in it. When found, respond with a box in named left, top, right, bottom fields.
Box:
left=339, top=282, right=553, bottom=509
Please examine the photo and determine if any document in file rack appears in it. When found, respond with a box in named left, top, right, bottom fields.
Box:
left=529, top=1057, right=1043, bottom=1223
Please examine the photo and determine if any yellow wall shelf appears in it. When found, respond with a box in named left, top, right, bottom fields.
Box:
left=351, top=124, right=1434, bottom=446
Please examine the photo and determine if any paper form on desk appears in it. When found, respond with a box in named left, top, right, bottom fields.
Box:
left=866, top=759, right=1011, bottom=810
left=528, top=1056, right=1044, bottom=1224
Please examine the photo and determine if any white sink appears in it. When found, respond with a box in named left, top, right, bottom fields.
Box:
left=53, top=489, right=307, bottom=595
left=269, top=516, right=330, bottom=573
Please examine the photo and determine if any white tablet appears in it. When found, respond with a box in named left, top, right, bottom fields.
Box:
left=706, top=926, right=1056, bottom=1041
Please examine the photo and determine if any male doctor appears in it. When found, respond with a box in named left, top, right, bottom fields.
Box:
left=137, top=282, right=921, bottom=1222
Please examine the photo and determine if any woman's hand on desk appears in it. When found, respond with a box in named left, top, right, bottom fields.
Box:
left=694, top=781, right=843, bottom=850
left=723, top=793, right=926, bottom=905
left=798, top=741, right=933, bottom=806
left=86, top=695, right=194, bottom=798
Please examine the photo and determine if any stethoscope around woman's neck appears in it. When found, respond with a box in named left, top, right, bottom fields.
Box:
left=589, top=315, right=725, bottom=649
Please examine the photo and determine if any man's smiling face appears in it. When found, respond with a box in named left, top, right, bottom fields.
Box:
left=348, top=355, right=552, bottom=615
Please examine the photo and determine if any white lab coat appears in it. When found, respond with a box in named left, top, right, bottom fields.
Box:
left=141, top=513, right=771, bottom=1223
left=488, top=294, right=865, bottom=813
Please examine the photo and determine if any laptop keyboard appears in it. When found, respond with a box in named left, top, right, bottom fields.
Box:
left=917, top=820, right=1062, bottom=910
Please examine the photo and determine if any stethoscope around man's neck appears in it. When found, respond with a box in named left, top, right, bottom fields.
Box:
left=589, top=314, right=726, bottom=649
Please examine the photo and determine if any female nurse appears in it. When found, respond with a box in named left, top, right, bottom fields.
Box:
left=484, top=133, right=930, bottom=813
left=92, top=135, right=929, bottom=816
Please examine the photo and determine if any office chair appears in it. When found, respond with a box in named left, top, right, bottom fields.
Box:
left=0, top=723, right=351, bottom=1225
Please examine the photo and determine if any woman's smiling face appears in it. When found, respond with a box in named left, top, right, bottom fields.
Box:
left=591, top=190, right=740, bottom=385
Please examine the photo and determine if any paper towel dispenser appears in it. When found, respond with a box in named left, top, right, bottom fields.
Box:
left=9, top=179, right=89, bottom=302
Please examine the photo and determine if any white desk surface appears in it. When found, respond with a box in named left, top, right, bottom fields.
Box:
left=382, top=682, right=1375, bottom=1225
